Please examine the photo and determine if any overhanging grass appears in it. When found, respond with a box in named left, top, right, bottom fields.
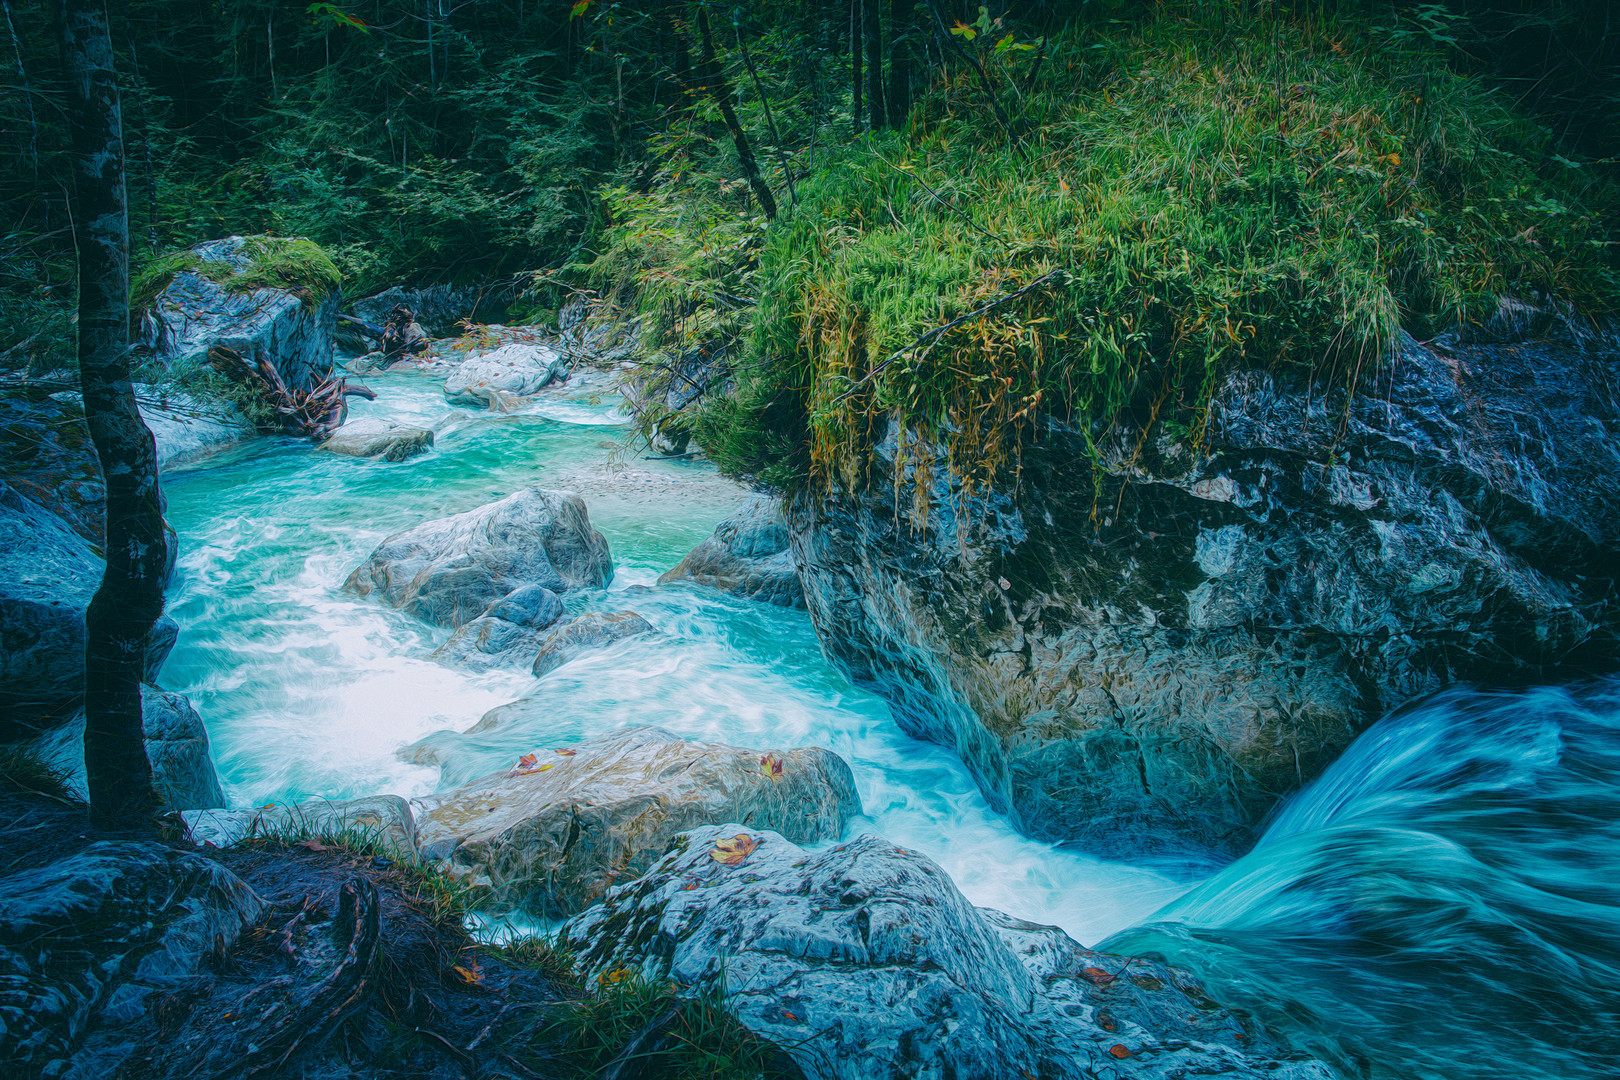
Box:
left=132, top=236, right=343, bottom=312
left=689, top=2, right=1617, bottom=499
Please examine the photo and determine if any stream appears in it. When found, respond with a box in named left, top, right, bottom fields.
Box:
left=155, top=367, right=1193, bottom=946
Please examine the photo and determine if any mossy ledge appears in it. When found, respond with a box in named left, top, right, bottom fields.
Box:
left=132, top=235, right=343, bottom=312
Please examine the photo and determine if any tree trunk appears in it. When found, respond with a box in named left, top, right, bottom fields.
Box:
left=850, top=0, right=863, bottom=134
left=865, top=0, right=886, bottom=130
left=888, top=0, right=917, bottom=129
left=695, top=9, right=777, bottom=219
left=59, top=0, right=163, bottom=823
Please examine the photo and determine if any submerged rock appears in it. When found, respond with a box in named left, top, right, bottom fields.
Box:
left=660, top=497, right=803, bottom=607
left=563, top=825, right=1331, bottom=1080
left=443, top=341, right=568, bottom=408
left=430, top=584, right=567, bottom=671
left=0, top=841, right=264, bottom=1074
left=412, top=727, right=860, bottom=916
left=344, top=487, right=612, bottom=628
left=318, top=416, right=434, bottom=461
left=790, top=320, right=1620, bottom=857
left=0, top=484, right=176, bottom=726
left=530, top=610, right=655, bottom=677
left=137, top=236, right=338, bottom=397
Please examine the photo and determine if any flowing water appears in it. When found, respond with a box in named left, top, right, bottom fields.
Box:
left=155, top=366, right=1620, bottom=1079
left=157, top=367, right=1190, bottom=946
left=1101, top=679, right=1620, bottom=1080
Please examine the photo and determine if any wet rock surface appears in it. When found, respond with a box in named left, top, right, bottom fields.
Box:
left=564, top=825, right=1332, bottom=1080
left=182, top=794, right=421, bottom=860
left=47, top=686, right=227, bottom=811
left=318, top=415, right=434, bottom=461
left=430, top=583, right=567, bottom=671
left=0, top=841, right=265, bottom=1074
left=660, top=496, right=803, bottom=607
left=413, top=727, right=861, bottom=916
left=344, top=487, right=612, bottom=628
left=530, top=609, right=655, bottom=677
left=790, top=322, right=1620, bottom=857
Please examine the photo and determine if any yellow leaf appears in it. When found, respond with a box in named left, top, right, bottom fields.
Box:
left=759, top=753, right=784, bottom=780
left=710, top=833, right=759, bottom=867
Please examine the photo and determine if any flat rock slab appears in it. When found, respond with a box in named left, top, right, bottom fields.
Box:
left=412, top=726, right=861, bottom=916
left=344, top=487, right=612, bottom=628
left=530, top=610, right=655, bottom=677
left=319, top=416, right=433, bottom=461
left=564, top=826, right=1334, bottom=1080
left=660, top=497, right=803, bottom=607
left=0, top=841, right=264, bottom=1074
left=444, top=342, right=568, bottom=408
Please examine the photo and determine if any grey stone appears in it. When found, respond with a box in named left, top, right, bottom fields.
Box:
left=136, top=389, right=253, bottom=468
left=318, top=416, right=434, bottom=461
left=444, top=342, right=568, bottom=408
left=344, top=487, right=612, bottom=628
left=431, top=585, right=566, bottom=671
left=47, top=686, right=227, bottom=811
left=0, top=841, right=264, bottom=1073
left=660, top=497, right=803, bottom=607
left=413, top=727, right=860, bottom=916
left=137, top=236, right=337, bottom=396
left=789, top=321, right=1620, bottom=857
left=351, top=283, right=516, bottom=339
left=563, top=826, right=1332, bottom=1080
left=530, top=610, right=654, bottom=677
left=0, top=485, right=178, bottom=727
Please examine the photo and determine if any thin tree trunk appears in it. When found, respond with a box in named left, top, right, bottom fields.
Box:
left=865, top=0, right=886, bottom=130
left=123, top=28, right=159, bottom=253
left=59, top=0, right=163, bottom=823
left=3, top=0, right=35, bottom=179
left=735, top=26, right=796, bottom=206
left=695, top=9, right=776, bottom=219
left=888, top=0, right=916, bottom=129
left=850, top=0, right=863, bottom=135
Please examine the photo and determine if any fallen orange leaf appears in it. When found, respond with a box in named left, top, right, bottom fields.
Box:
left=1108, top=1044, right=1132, bottom=1059
left=782, top=1008, right=801, bottom=1022
left=710, top=833, right=759, bottom=867
left=296, top=839, right=332, bottom=852
left=555, top=748, right=577, bottom=756
left=453, top=960, right=484, bottom=986
left=1081, top=966, right=1116, bottom=985
left=759, top=754, right=784, bottom=780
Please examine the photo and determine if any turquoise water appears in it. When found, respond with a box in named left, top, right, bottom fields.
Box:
left=158, top=368, right=1189, bottom=946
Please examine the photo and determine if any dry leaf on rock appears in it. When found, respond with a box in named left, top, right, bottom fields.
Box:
left=759, top=753, right=784, bottom=780
left=710, top=833, right=759, bottom=867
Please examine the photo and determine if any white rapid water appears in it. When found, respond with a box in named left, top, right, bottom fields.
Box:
left=157, top=367, right=1192, bottom=946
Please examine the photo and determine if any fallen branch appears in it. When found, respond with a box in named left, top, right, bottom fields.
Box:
left=207, top=344, right=371, bottom=439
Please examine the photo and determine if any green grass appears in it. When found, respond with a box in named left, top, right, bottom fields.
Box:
left=637, top=2, right=1619, bottom=500
left=132, top=235, right=343, bottom=312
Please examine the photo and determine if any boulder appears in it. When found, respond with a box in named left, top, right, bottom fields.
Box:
left=790, top=320, right=1620, bottom=857
left=318, top=416, right=434, bottom=462
left=137, top=389, right=254, bottom=467
left=344, top=488, right=612, bottom=629
left=660, top=497, right=803, bottom=607
left=530, top=611, right=654, bottom=677
left=181, top=794, right=419, bottom=861
left=351, top=283, right=516, bottom=339
left=0, top=484, right=177, bottom=727
left=444, top=342, right=568, bottom=408
left=430, top=584, right=567, bottom=671
left=412, top=726, right=860, bottom=916
left=563, top=826, right=1332, bottom=1080
left=137, top=236, right=339, bottom=396
left=0, top=841, right=264, bottom=1074
left=49, top=686, right=227, bottom=811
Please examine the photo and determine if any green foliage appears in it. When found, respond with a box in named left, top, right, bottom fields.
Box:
left=132, top=237, right=342, bottom=313
left=690, top=1, right=1618, bottom=498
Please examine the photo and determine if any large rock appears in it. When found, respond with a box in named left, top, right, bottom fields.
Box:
left=0, top=485, right=177, bottom=728
left=137, top=236, right=338, bottom=396
left=49, top=686, right=227, bottom=811
left=0, top=842, right=264, bottom=1074
left=660, top=497, right=803, bottom=607
left=430, top=584, right=566, bottom=671
left=351, top=282, right=516, bottom=339
left=444, top=342, right=568, bottom=408
left=563, top=826, right=1332, bottom=1080
left=790, top=319, right=1620, bottom=858
left=318, top=416, right=434, bottom=462
left=344, top=487, right=612, bottom=628
left=530, top=610, right=654, bottom=677
left=412, top=726, right=860, bottom=916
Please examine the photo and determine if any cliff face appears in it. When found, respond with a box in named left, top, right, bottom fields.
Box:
left=789, top=314, right=1620, bottom=857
